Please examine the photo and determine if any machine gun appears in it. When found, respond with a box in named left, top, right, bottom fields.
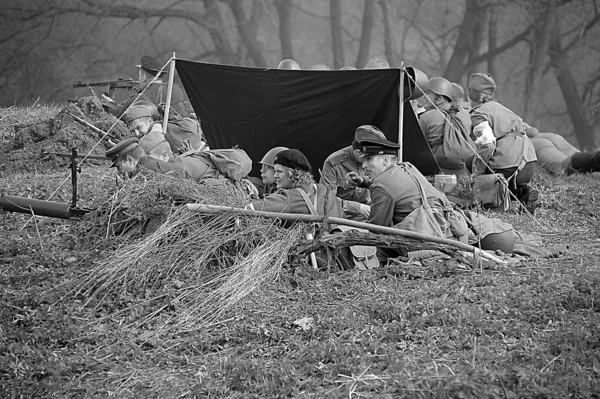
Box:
left=1, top=148, right=108, bottom=219
left=71, top=77, right=139, bottom=98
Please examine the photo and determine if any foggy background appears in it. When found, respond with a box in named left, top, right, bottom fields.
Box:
left=2, top=0, right=600, bottom=149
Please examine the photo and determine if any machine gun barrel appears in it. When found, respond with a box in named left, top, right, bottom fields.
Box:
left=0, top=195, right=88, bottom=219
left=71, top=78, right=139, bottom=89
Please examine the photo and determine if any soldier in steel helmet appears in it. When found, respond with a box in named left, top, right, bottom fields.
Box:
left=249, top=146, right=289, bottom=198
left=418, top=76, right=474, bottom=175
left=468, top=72, right=538, bottom=214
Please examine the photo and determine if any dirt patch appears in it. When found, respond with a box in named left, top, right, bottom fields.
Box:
left=0, top=97, right=130, bottom=176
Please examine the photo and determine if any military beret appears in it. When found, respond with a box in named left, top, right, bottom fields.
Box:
left=123, top=105, right=153, bottom=124
left=137, top=55, right=165, bottom=77
left=354, top=125, right=387, bottom=143
left=357, top=135, right=400, bottom=157
left=274, top=149, right=312, bottom=172
left=468, top=73, right=496, bottom=95
left=105, top=138, right=139, bottom=167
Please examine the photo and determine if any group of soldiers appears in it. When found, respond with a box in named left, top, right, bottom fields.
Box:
left=101, top=55, right=600, bottom=264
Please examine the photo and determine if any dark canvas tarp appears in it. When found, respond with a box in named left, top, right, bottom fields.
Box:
left=176, top=60, right=439, bottom=177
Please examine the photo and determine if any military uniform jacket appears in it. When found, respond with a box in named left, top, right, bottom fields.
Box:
left=139, top=125, right=166, bottom=154
left=250, top=183, right=344, bottom=218
left=320, top=146, right=370, bottom=204
left=470, top=101, right=537, bottom=169
left=368, top=162, right=449, bottom=227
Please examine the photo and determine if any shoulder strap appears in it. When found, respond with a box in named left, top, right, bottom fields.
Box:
left=402, top=165, right=430, bottom=209
left=296, top=185, right=318, bottom=216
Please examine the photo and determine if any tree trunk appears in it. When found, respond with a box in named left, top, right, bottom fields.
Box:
left=487, top=5, right=497, bottom=79
left=330, top=0, right=344, bottom=69
left=466, top=7, right=488, bottom=77
left=379, top=0, right=396, bottom=67
left=355, top=0, right=376, bottom=69
left=225, top=0, right=269, bottom=67
left=523, top=4, right=555, bottom=123
left=202, top=0, right=236, bottom=65
left=275, top=0, right=294, bottom=61
left=444, top=0, right=486, bottom=82
left=549, top=15, right=596, bottom=149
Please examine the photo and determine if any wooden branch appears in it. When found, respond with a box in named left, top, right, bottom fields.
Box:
left=186, top=204, right=507, bottom=265
left=292, top=230, right=461, bottom=258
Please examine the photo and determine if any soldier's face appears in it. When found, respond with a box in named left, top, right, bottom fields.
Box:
left=128, top=117, right=152, bottom=138
left=361, top=154, right=390, bottom=179
left=115, top=156, right=137, bottom=178
left=260, top=164, right=276, bottom=185
left=273, top=164, right=292, bottom=189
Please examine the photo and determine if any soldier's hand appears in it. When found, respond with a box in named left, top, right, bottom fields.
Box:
left=179, top=138, right=193, bottom=153
left=345, top=171, right=363, bottom=187
left=101, top=94, right=115, bottom=103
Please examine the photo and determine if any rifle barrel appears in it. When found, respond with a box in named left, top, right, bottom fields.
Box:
left=65, top=111, right=117, bottom=141
left=49, top=153, right=109, bottom=160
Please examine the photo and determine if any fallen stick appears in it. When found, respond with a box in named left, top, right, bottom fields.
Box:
left=65, top=111, right=118, bottom=142
left=186, top=204, right=507, bottom=265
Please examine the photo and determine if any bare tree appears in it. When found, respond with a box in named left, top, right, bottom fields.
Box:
left=355, top=0, right=376, bottom=68
left=379, top=0, right=396, bottom=67
left=275, top=0, right=295, bottom=61
left=330, top=0, right=344, bottom=68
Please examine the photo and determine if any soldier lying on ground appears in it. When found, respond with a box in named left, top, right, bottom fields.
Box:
left=122, top=102, right=204, bottom=156
left=524, top=124, right=600, bottom=175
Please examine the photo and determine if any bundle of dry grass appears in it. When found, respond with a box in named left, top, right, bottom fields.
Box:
left=73, top=204, right=302, bottom=337
left=68, top=170, right=303, bottom=337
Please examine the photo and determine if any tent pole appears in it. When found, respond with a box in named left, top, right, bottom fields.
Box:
left=162, top=52, right=177, bottom=135
left=397, top=63, right=405, bottom=161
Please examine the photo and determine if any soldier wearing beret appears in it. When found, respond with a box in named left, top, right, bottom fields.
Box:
left=320, top=125, right=384, bottom=220
left=468, top=72, right=538, bottom=214
left=248, top=149, right=344, bottom=219
left=103, top=55, right=194, bottom=120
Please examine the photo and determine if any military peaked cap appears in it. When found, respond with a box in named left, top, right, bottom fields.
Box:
left=356, top=135, right=400, bottom=157
left=354, top=125, right=387, bottom=143
left=137, top=55, right=165, bottom=76
left=105, top=138, right=139, bottom=167
left=274, top=149, right=312, bottom=172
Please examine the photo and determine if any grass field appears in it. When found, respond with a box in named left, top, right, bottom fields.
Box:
left=1, top=106, right=600, bottom=398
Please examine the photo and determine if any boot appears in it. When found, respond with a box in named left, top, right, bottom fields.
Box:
left=515, top=185, right=539, bottom=215
left=569, top=151, right=600, bottom=173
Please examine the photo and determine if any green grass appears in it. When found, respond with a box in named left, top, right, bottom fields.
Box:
left=1, top=107, right=600, bottom=398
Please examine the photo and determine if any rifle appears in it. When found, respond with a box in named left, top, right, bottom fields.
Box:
left=71, top=77, right=139, bottom=98
left=65, top=111, right=119, bottom=144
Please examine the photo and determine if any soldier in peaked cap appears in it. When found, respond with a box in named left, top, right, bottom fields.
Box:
left=103, top=55, right=194, bottom=120
left=248, top=149, right=344, bottom=220
left=105, top=137, right=188, bottom=179
left=320, top=125, right=386, bottom=220
left=468, top=72, right=539, bottom=214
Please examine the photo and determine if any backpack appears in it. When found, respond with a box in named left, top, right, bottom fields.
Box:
left=434, top=107, right=475, bottom=170
left=198, top=148, right=252, bottom=182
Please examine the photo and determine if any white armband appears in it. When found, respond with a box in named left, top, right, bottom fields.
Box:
left=473, top=121, right=496, bottom=145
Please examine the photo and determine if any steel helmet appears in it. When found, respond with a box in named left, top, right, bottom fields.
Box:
left=340, top=66, right=357, bottom=70
left=480, top=230, right=515, bottom=254
left=427, top=77, right=454, bottom=101
left=364, top=57, right=390, bottom=69
left=260, top=146, right=289, bottom=167
left=277, top=59, right=301, bottom=70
